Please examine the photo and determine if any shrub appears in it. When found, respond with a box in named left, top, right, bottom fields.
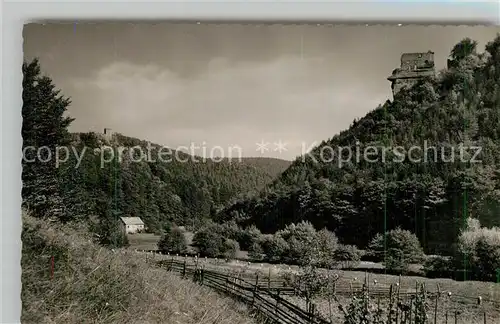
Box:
left=223, top=239, right=240, bottom=260
left=282, top=265, right=330, bottom=306
left=275, top=221, right=317, bottom=265
left=334, top=244, right=362, bottom=269
left=192, top=227, right=241, bottom=259
left=96, top=218, right=129, bottom=248
left=456, top=218, right=500, bottom=281
left=90, top=200, right=129, bottom=248
left=157, top=226, right=188, bottom=254
left=260, top=234, right=289, bottom=263
left=457, top=217, right=484, bottom=255
left=219, top=221, right=240, bottom=241
left=473, top=236, right=500, bottom=281
left=278, top=221, right=317, bottom=243
left=286, top=237, right=313, bottom=265
left=311, top=228, right=339, bottom=268
left=384, top=248, right=412, bottom=273
left=192, top=230, right=226, bottom=258
left=237, top=225, right=262, bottom=251
left=194, top=221, right=258, bottom=252
left=423, top=255, right=452, bottom=275
left=248, top=242, right=264, bottom=262
left=257, top=223, right=339, bottom=266
left=368, top=228, right=425, bottom=273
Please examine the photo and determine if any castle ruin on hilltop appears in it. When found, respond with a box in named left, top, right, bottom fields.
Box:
left=388, top=51, right=436, bottom=97
left=103, top=128, right=113, bottom=141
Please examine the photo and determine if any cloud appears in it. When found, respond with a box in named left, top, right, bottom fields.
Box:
left=70, top=55, right=385, bottom=160
left=24, top=23, right=500, bottom=159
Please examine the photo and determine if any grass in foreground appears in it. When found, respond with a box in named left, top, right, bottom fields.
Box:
left=21, top=213, right=259, bottom=324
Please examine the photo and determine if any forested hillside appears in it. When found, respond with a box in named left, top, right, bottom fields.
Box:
left=21, top=59, right=290, bottom=243
left=218, top=36, right=500, bottom=255
left=63, top=132, right=290, bottom=231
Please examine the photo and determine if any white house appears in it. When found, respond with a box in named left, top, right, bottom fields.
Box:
left=120, top=217, right=145, bottom=234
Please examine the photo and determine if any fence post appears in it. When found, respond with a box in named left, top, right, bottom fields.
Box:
left=252, top=275, right=258, bottom=307
left=484, top=311, right=487, bottom=324
left=434, top=291, right=439, bottom=324
left=445, top=311, right=448, bottom=324
left=454, top=310, right=458, bottom=324
left=365, top=271, right=371, bottom=296
left=309, top=303, right=315, bottom=324
left=408, top=298, right=413, bottom=324
left=268, top=267, right=271, bottom=290
left=396, top=281, right=401, bottom=324
left=275, top=289, right=280, bottom=315
left=414, top=282, right=418, bottom=323
left=182, top=258, right=186, bottom=278
left=388, top=285, right=393, bottom=323
left=251, top=285, right=257, bottom=306
left=329, top=281, right=336, bottom=324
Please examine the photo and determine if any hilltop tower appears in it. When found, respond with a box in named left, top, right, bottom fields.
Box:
left=104, top=128, right=113, bottom=141
left=388, top=51, right=436, bottom=97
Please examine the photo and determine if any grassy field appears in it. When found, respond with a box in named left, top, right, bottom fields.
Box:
left=146, top=252, right=500, bottom=324
left=126, top=232, right=162, bottom=250
left=21, top=214, right=261, bottom=324
left=155, top=253, right=500, bottom=297
left=129, top=231, right=500, bottom=323
left=283, top=268, right=500, bottom=324
left=127, top=232, right=249, bottom=259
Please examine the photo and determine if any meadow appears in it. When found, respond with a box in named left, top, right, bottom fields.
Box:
left=129, top=233, right=500, bottom=324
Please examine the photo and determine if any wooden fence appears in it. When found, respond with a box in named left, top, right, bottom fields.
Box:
left=158, top=259, right=330, bottom=324
left=144, top=252, right=499, bottom=324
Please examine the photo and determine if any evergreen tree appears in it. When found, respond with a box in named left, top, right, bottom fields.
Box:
left=22, top=58, right=74, bottom=220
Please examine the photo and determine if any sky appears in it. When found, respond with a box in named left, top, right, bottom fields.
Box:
left=23, top=23, right=500, bottom=160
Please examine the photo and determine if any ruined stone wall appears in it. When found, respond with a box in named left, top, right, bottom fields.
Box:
left=389, top=51, right=435, bottom=97
left=400, top=52, right=434, bottom=72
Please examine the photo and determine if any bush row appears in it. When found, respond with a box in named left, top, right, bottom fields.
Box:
left=158, top=217, right=499, bottom=282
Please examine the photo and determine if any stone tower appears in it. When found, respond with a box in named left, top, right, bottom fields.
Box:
left=104, top=128, right=113, bottom=141
left=388, top=51, right=435, bottom=97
